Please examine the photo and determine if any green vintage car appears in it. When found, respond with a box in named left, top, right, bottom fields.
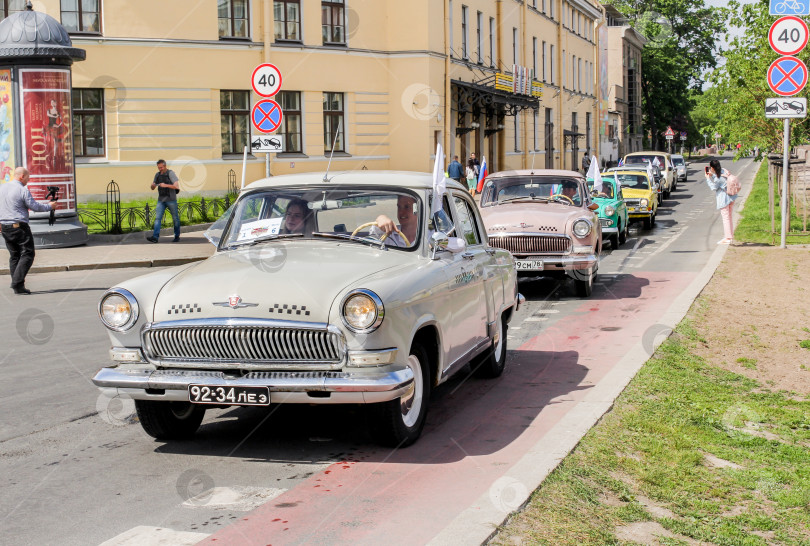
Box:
left=586, top=176, right=629, bottom=249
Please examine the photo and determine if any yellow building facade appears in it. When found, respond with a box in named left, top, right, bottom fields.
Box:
left=7, top=0, right=605, bottom=198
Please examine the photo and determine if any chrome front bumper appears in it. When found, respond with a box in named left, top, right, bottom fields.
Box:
left=601, top=226, right=618, bottom=234
left=92, top=365, right=414, bottom=404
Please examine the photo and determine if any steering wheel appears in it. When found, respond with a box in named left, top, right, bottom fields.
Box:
left=551, top=194, right=575, bottom=205
left=351, top=221, right=411, bottom=246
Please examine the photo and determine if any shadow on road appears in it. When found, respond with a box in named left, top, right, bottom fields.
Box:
left=151, top=348, right=590, bottom=463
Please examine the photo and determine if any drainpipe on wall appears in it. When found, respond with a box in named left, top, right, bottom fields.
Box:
left=556, top=0, right=564, bottom=170
left=522, top=0, right=528, bottom=169
left=445, top=0, right=452, bottom=163
left=496, top=0, right=505, bottom=172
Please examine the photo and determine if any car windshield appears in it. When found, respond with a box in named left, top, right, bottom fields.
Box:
left=480, top=176, right=583, bottom=206
left=220, top=187, right=422, bottom=250
left=672, top=157, right=685, bottom=166
left=626, top=154, right=665, bottom=167
left=586, top=180, right=616, bottom=199
left=604, top=173, right=649, bottom=190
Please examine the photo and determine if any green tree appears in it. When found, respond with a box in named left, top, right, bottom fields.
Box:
left=703, top=0, right=810, bottom=158
left=612, top=0, right=724, bottom=150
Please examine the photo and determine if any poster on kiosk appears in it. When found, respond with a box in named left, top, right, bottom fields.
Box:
left=19, top=68, right=76, bottom=214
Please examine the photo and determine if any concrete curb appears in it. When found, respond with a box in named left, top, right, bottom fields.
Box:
left=428, top=157, right=757, bottom=546
left=0, top=255, right=208, bottom=275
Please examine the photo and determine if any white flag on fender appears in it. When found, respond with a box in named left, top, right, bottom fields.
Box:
left=431, top=143, right=446, bottom=214
left=587, top=155, right=602, bottom=193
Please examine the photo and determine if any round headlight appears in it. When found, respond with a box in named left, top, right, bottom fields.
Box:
left=99, top=289, right=139, bottom=331
left=640, top=198, right=649, bottom=208
left=341, top=289, right=384, bottom=333
left=573, top=219, right=592, bottom=238
left=604, top=205, right=615, bottom=216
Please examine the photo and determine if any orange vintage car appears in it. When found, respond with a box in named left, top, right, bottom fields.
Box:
left=479, top=169, right=602, bottom=297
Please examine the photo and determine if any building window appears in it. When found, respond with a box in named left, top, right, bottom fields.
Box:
left=489, top=17, right=495, bottom=67
left=218, top=0, right=249, bottom=38
left=533, top=109, right=539, bottom=151
left=562, top=49, right=565, bottom=88
left=72, top=88, right=104, bottom=157
left=542, top=41, right=547, bottom=82
left=322, top=0, right=345, bottom=44
left=461, top=5, right=468, bottom=59
left=541, top=0, right=546, bottom=14
left=1, top=0, right=25, bottom=21
left=323, top=92, right=344, bottom=153
left=513, top=115, right=520, bottom=152
left=278, top=91, right=302, bottom=153
left=550, top=44, right=555, bottom=84
left=578, top=57, right=582, bottom=92
left=476, top=11, right=483, bottom=64
left=61, top=0, right=101, bottom=34
left=274, top=0, right=300, bottom=41
left=532, top=37, right=537, bottom=78
left=220, top=90, right=250, bottom=155
left=512, top=27, right=518, bottom=65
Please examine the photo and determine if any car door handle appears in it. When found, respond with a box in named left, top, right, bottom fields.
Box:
left=462, top=252, right=475, bottom=260
left=485, top=248, right=496, bottom=255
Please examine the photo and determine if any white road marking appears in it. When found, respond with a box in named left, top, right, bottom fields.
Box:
left=532, top=309, right=560, bottom=314
left=99, top=526, right=209, bottom=546
left=524, top=317, right=548, bottom=322
left=636, top=226, right=690, bottom=268
left=181, top=486, right=287, bottom=511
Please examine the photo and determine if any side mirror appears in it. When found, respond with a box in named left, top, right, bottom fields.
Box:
left=446, top=237, right=467, bottom=253
left=430, top=232, right=466, bottom=258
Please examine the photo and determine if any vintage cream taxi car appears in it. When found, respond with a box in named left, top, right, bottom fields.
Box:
left=478, top=169, right=602, bottom=297
left=93, top=171, right=521, bottom=447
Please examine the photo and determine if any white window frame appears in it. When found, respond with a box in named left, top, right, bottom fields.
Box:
left=542, top=41, right=547, bottom=82
left=489, top=17, right=495, bottom=67
left=532, top=37, right=537, bottom=78
left=461, top=5, right=469, bottom=59
left=476, top=11, right=483, bottom=63
left=512, top=27, right=518, bottom=65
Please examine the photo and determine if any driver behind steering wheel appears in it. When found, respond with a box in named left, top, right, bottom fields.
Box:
left=370, top=195, right=418, bottom=247
left=558, top=181, right=581, bottom=205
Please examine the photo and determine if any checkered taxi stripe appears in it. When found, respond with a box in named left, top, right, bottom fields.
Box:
left=269, top=303, right=310, bottom=316
left=168, top=304, right=202, bottom=315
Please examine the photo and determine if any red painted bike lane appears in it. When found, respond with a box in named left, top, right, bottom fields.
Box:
left=199, top=271, right=693, bottom=546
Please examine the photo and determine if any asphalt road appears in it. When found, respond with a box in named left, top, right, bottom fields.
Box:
left=0, top=156, right=754, bottom=546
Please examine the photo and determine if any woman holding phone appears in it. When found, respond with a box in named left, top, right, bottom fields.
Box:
left=705, top=159, right=736, bottom=244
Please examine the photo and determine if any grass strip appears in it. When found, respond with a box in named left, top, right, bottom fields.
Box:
left=491, top=313, right=810, bottom=545
left=736, top=161, right=810, bottom=245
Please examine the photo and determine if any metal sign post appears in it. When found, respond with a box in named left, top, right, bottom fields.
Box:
left=781, top=118, right=790, bottom=248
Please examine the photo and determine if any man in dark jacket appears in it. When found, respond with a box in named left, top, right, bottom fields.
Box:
left=447, top=155, right=463, bottom=183
left=146, top=159, right=181, bottom=243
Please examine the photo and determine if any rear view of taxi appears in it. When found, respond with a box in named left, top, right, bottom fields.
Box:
left=611, top=170, right=658, bottom=229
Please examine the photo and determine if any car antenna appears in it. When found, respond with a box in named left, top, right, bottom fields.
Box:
left=323, top=119, right=342, bottom=183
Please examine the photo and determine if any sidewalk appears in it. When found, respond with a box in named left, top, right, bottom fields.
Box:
left=0, top=225, right=215, bottom=275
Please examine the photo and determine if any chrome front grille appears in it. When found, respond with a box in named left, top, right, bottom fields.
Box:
left=488, top=234, right=571, bottom=255
left=599, top=218, right=612, bottom=227
left=142, top=319, right=345, bottom=369
left=625, top=199, right=640, bottom=207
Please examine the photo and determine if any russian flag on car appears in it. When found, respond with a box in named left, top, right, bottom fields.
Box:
left=476, top=156, right=488, bottom=193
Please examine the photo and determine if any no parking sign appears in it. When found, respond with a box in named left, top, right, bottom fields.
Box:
left=767, top=56, right=808, bottom=96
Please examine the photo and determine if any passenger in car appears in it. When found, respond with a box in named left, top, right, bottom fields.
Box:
left=280, top=198, right=315, bottom=235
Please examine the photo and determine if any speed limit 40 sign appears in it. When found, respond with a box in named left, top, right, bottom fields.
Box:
left=251, top=63, right=282, bottom=97
left=769, top=16, right=809, bottom=56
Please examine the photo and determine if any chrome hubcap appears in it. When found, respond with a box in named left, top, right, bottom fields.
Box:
left=400, top=354, right=423, bottom=428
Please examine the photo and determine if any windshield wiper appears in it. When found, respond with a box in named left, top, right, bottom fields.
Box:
left=227, top=232, right=303, bottom=249
left=312, top=231, right=386, bottom=248
left=499, top=195, right=552, bottom=204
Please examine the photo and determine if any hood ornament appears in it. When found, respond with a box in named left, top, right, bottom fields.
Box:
left=517, top=222, right=533, bottom=228
left=213, top=296, right=259, bottom=309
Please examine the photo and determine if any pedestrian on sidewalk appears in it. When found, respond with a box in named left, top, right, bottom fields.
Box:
left=147, top=159, right=181, bottom=243
left=705, top=159, right=737, bottom=245
left=465, top=159, right=477, bottom=196
left=0, top=167, right=58, bottom=294
left=447, top=155, right=463, bottom=184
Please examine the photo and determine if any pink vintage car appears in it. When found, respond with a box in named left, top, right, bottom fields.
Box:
left=479, top=169, right=602, bottom=297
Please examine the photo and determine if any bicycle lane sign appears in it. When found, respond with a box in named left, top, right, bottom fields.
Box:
left=771, top=0, right=809, bottom=16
